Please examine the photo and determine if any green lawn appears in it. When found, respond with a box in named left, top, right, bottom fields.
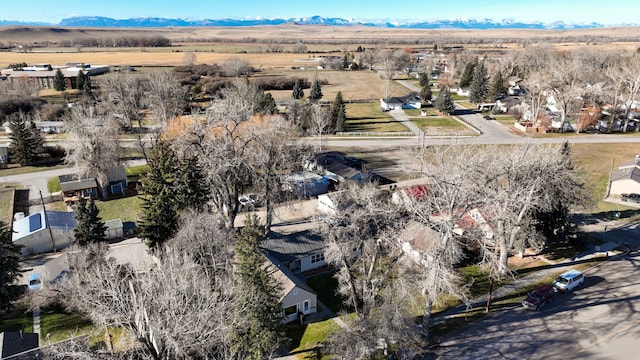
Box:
left=0, top=303, right=33, bottom=334
left=96, top=196, right=143, bottom=223
left=432, top=90, right=468, bottom=101
left=306, top=273, right=345, bottom=314
left=412, top=117, right=466, bottom=128
left=344, top=102, right=410, bottom=133
left=48, top=177, right=61, bottom=193
left=39, top=305, right=94, bottom=343
left=285, top=319, right=341, bottom=360
left=404, top=107, right=440, bottom=117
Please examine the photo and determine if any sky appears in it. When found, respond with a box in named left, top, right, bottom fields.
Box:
left=3, top=0, right=639, bottom=25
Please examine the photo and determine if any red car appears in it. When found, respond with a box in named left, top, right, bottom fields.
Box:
left=522, top=284, right=555, bottom=311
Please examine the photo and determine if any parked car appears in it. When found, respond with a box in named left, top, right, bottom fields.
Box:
left=621, top=193, right=640, bottom=203
left=49, top=270, right=70, bottom=285
left=522, top=284, right=555, bottom=310
left=238, top=194, right=256, bottom=212
left=552, top=269, right=584, bottom=292
left=483, top=115, right=495, bottom=120
left=28, top=273, right=43, bottom=291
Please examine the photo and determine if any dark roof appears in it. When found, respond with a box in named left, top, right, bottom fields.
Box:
left=611, top=166, right=640, bottom=183
left=46, top=211, right=77, bottom=230
left=260, top=230, right=326, bottom=263
left=382, top=93, right=420, bottom=104
left=59, top=175, right=97, bottom=192
left=0, top=331, right=39, bottom=358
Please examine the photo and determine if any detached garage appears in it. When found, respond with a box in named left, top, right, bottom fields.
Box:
left=104, top=219, right=124, bottom=240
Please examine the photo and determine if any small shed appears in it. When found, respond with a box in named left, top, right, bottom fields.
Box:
left=104, top=219, right=124, bottom=240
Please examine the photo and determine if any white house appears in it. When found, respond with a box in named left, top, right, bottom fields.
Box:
left=12, top=211, right=77, bottom=255
left=609, top=155, right=640, bottom=196
left=380, top=93, right=422, bottom=111
left=264, top=254, right=318, bottom=323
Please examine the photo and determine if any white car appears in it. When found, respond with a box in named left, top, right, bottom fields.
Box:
left=552, top=269, right=584, bottom=292
left=238, top=194, right=256, bottom=212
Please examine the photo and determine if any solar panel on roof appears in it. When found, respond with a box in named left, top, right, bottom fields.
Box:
left=29, top=213, right=42, bottom=232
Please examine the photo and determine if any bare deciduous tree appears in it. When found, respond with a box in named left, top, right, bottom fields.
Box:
left=319, top=184, right=420, bottom=357
left=309, top=104, right=331, bottom=152
left=219, top=57, right=253, bottom=77
left=64, top=105, right=121, bottom=198
left=100, top=72, right=144, bottom=128
left=146, top=70, right=188, bottom=128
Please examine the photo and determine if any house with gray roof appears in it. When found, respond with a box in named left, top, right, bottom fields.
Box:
left=264, top=254, right=317, bottom=323
left=609, top=155, right=640, bottom=196
left=59, top=164, right=127, bottom=203
left=260, top=230, right=326, bottom=273
left=12, top=211, right=76, bottom=256
left=380, top=93, right=421, bottom=111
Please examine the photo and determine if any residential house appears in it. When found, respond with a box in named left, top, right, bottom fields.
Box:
left=260, top=230, right=327, bottom=274
left=12, top=211, right=76, bottom=256
left=380, top=93, right=422, bottom=111
left=59, top=174, right=99, bottom=203
left=59, top=164, right=127, bottom=203
left=310, top=151, right=382, bottom=185
left=507, top=77, right=525, bottom=96
left=456, top=87, right=470, bottom=97
left=264, top=254, right=318, bottom=323
left=495, top=96, right=528, bottom=114
left=283, top=172, right=331, bottom=198
left=0, top=332, right=39, bottom=359
left=609, top=155, right=640, bottom=196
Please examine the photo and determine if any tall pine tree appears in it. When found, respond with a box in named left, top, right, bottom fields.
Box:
left=138, top=141, right=180, bottom=248
left=231, top=215, right=283, bottom=359
left=469, top=60, right=489, bottom=104
left=330, top=91, right=346, bottom=133
left=9, top=119, right=38, bottom=166
left=0, top=221, right=23, bottom=310
left=175, top=155, right=210, bottom=212
left=291, top=79, right=304, bottom=100
left=488, top=70, right=507, bottom=101
left=459, top=61, right=476, bottom=88
left=76, top=70, right=86, bottom=91
left=309, top=79, right=323, bottom=103
left=73, top=197, right=107, bottom=246
left=435, top=86, right=456, bottom=115
left=53, top=68, right=66, bottom=91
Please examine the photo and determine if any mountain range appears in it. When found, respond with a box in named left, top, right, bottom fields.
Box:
left=0, top=16, right=627, bottom=30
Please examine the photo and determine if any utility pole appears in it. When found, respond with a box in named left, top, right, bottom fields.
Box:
left=40, top=190, right=56, bottom=252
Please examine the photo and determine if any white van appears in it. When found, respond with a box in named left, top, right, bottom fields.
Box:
left=552, top=269, right=584, bottom=292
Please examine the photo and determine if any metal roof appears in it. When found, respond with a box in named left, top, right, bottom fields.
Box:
left=260, top=230, right=326, bottom=263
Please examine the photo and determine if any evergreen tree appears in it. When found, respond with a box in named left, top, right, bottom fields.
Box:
left=9, top=119, right=37, bottom=166
left=469, top=60, right=489, bottom=104
left=309, top=79, right=323, bottom=103
left=53, top=68, right=66, bottom=91
left=76, top=70, right=86, bottom=91
left=258, top=92, right=278, bottom=115
left=291, top=79, right=304, bottom=100
left=175, top=155, right=210, bottom=212
left=330, top=91, right=346, bottom=133
left=420, top=83, right=433, bottom=103
left=342, top=53, right=350, bottom=69
left=231, top=215, right=283, bottom=359
left=28, top=122, right=44, bottom=156
left=419, top=72, right=430, bottom=87
left=488, top=70, right=507, bottom=100
left=73, top=197, right=107, bottom=246
left=83, top=76, right=92, bottom=94
left=459, top=61, right=476, bottom=88
left=0, top=221, right=23, bottom=310
left=435, top=86, right=456, bottom=115
left=139, top=141, right=180, bottom=249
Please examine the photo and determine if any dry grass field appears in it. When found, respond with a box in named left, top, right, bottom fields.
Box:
left=2, top=24, right=640, bottom=69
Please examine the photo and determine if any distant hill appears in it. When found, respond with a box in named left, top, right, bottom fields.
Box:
left=0, top=15, right=623, bottom=30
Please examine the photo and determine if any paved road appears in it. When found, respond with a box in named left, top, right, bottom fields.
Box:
left=431, top=217, right=640, bottom=360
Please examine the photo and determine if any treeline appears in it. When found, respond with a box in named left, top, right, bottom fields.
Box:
left=57, top=36, right=171, bottom=48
